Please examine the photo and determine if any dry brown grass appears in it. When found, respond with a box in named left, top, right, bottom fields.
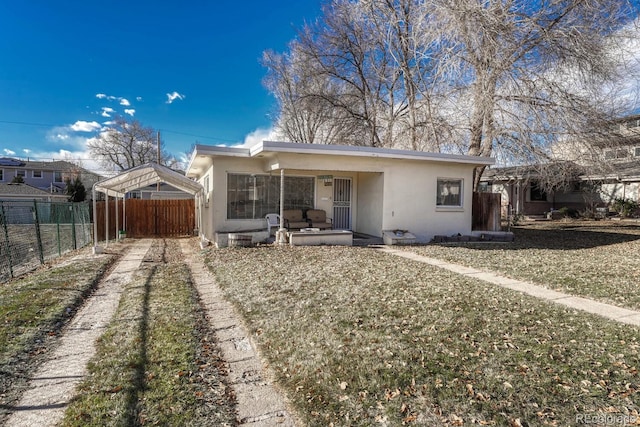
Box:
left=404, top=220, right=640, bottom=310
left=202, top=240, right=640, bottom=426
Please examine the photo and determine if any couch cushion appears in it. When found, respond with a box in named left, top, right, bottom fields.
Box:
left=306, top=209, right=326, bottom=222
left=283, top=209, right=304, bottom=222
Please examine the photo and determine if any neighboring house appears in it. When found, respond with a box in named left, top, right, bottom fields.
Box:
left=186, top=140, right=494, bottom=245
left=480, top=162, right=590, bottom=217
left=0, top=183, right=69, bottom=202
left=0, top=157, right=103, bottom=199
left=126, top=179, right=193, bottom=200
left=481, top=116, right=640, bottom=218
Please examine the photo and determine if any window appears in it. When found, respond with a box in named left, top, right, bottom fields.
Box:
left=478, top=182, right=492, bottom=193
left=54, top=171, right=63, bottom=183
left=32, top=170, right=42, bottom=178
left=529, top=182, right=547, bottom=201
left=604, top=148, right=630, bottom=160
left=626, top=119, right=640, bottom=129
left=0, top=170, right=3, bottom=181
left=16, top=170, right=26, bottom=178
left=436, top=179, right=463, bottom=207
left=634, top=147, right=640, bottom=157
left=227, top=173, right=315, bottom=219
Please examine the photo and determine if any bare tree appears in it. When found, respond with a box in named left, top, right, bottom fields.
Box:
left=87, top=117, right=168, bottom=172
left=264, top=0, right=639, bottom=189
left=426, top=0, right=639, bottom=189
left=263, top=47, right=355, bottom=144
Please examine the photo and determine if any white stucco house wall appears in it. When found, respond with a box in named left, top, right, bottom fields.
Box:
left=186, top=141, right=494, bottom=245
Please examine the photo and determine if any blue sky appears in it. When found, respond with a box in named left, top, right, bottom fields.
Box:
left=0, top=1, right=323, bottom=173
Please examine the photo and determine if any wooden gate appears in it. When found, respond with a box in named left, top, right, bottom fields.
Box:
left=472, top=192, right=502, bottom=231
left=95, top=199, right=195, bottom=239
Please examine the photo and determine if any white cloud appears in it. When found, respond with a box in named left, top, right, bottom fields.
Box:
left=70, top=120, right=101, bottom=132
left=23, top=149, right=31, bottom=155
left=96, top=93, right=116, bottom=101
left=101, top=107, right=115, bottom=117
left=120, top=98, right=131, bottom=106
left=136, top=96, right=143, bottom=101
left=124, top=109, right=135, bottom=116
left=3, top=149, right=16, bottom=156
left=238, top=127, right=278, bottom=148
left=166, top=91, right=186, bottom=104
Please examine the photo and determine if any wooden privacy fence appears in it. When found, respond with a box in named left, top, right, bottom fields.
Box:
left=472, top=192, right=502, bottom=231
left=95, top=199, right=195, bottom=239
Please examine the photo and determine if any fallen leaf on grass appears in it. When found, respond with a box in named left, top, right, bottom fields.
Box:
left=107, top=385, right=123, bottom=393
left=449, top=414, right=464, bottom=426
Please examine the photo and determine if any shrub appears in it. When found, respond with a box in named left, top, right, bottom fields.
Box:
left=611, top=198, right=639, bottom=217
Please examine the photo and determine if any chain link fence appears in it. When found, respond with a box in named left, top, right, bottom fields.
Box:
left=0, top=200, right=92, bottom=282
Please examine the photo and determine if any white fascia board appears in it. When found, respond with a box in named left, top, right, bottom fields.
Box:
left=194, top=144, right=250, bottom=157
left=254, top=140, right=494, bottom=166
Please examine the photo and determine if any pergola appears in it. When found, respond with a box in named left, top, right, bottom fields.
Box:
left=92, top=163, right=203, bottom=251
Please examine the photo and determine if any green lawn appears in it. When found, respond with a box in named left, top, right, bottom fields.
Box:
left=202, top=238, right=640, bottom=426
left=0, top=248, right=116, bottom=423
left=62, top=240, right=236, bottom=427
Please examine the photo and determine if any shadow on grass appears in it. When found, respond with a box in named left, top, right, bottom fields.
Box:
left=120, top=265, right=155, bottom=426
left=455, top=224, right=640, bottom=251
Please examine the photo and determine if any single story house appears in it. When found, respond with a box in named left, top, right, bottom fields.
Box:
left=0, top=182, right=69, bottom=202
left=186, top=141, right=494, bottom=245
left=481, top=160, right=640, bottom=218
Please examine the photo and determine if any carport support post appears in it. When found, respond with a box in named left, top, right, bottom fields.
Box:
left=105, top=194, right=109, bottom=247
left=115, top=195, right=119, bottom=240
left=277, top=169, right=287, bottom=245
left=92, top=184, right=100, bottom=253
left=123, top=195, right=126, bottom=237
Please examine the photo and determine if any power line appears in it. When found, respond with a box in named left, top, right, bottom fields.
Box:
left=0, top=120, right=57, bottom=128
left=0, top=119, right=241, bottom=144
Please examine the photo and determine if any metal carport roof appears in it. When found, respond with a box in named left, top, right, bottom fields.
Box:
left=94, top=162, right=203, bottom=198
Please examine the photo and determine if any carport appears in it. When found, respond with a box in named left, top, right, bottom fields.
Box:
left=92, top=163, right=203, bottom=252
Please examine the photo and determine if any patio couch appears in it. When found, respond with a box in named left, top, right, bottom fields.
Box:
left=283, top=209, right=311, bottom=230
left=306, top=209, right=333, bottom=229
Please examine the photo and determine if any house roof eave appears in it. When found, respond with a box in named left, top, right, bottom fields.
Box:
left=252, top=140, right=495, bottom=166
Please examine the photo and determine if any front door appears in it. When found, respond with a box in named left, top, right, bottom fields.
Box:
left=332, top=178, right=352, bottom=230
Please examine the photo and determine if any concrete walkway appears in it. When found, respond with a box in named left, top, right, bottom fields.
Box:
left=181, top=240, right=299, bottom=427
left=5, top=239, right=153, bottom=427
left=379, top=247, right=640, bottom=327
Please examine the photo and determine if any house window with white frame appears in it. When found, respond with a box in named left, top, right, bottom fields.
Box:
left=54, top=171, right=63, bottom=183
left=32, top=170, right=43, bottom=178
left=0, top=170, right=3, bottom=181
left=634, top=147, right=640, bottom=157
left=15, top=170, right=26, bottom=179
left=227, top=173, right=315, bottom=219
left=436, top=178, right=463, bottom=207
